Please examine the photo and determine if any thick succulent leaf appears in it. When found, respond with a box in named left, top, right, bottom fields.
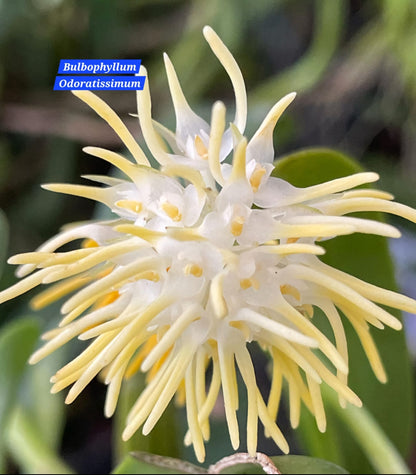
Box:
left=113, top=372, right=180, bottom=464
left=218, top=455, right=348, bottom=474
left=0, top=317, right=40, bottom=430
left=272, top=147, right=414, bottom=473
left=270, top=455, right=348, bottom=475
left=111, top=452, right=204, bottom=474
left=5, top=405, right=75, bottom=474
left=111, top=452, right=348, bottom=474
left=0, top=317, right=40, bottom=471
left=16, top=310, right=67, bottom=452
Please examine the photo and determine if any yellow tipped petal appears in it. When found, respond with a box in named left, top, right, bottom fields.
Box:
left=247, top=92, right=296, bottom=163
left=203, top=26, right=247, bottom=132
left=295, top=345, right=362, bottom=407
left=284, top=215, right=401, bottom=239
left=350, top=321, right=387, bottom=383
left=136, top=67, right=171, bottom=166
left=152, top=119, right=181, bottom=154
left=275, top=222, right=355, bottom=239
left=163, top=53, right=196, bottom=118
left=105, top=342, right=142, bottom=386
left=266, top=349, right=283, bottom=424
left=162, top=164, right=206, bottom=192
left=141, top=306, right=200, bottom=372
left=291, top=172, right=380, bottom=205
left=0, top=268, right=51, bottom=306
left=288, top=374, right=301, bottom=428
left=41, top=183, right=112, bottom=207
left=252, top=93, right=297, bottom=142
left=342, top=189, right=394, bottom=200
left=239, top=308, right=317, bottom=348
left=319, top=302, right=349, bottom=400
left=288, top=264, right=402, bottom=331
left=104, top=367, right=126, bottom=418
left=184, top=354, right=221, bottom=445
left=142, top=347, right=194, bottom=435
left=235, top=348, right=258, bottom=456
left=258, top=243, right=325, bottom=256
left=208, top=101, right=226, bottom=186
left=124, top=349, right=177, bottom=430
left=267, top=337, right=322, bottom=383
left=209, top=273, right=228, bottom=319
left=184, top=362, right=206, bottom=463
left=277, top=299, right=348, bottom=374
left=194, top=350, right=210, bottom=440
left=58, top=296, right=97, bottom=327
left=307, top=375, right=327, bottom=432
left=39, top=248, right=96, bottom=268
left=317, top=261, right=416, bottom=314
left=326, top=197, right=416, bottom=224
left=166, top=227, right=205, bottom=241
left=30, top=274, right=92, bottom=310
left=60, top=256, right=158, bottom=314
left=72, top=90, right=149, bottom=166
left=114, top=224, right=165, bottom=243
left=83, top=147, right=141, bottom=182
left=42, top=239, right=142, bottom=285
left=257, top=390, right=289, bottom=454
left=230, top=136, right=248, bottom=183
left=8, top=252, right=54, bottom=266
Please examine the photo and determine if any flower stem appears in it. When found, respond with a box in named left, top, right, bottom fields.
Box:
left=323, top=385, right=411, bottom=474
left=6, top=406, right=75, bottom=474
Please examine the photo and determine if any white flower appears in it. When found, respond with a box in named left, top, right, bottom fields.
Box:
left=1, top=26, right=416, bottom=463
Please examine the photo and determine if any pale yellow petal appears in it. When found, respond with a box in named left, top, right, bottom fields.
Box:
left=203, top=26, right=246, bottom=132
left=72, top=90, right=149, bottom=165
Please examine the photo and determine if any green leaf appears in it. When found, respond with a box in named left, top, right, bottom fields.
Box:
left=111, top=452, right=205, bottom=474
left=0, top=317, right=40, bottom=431
left=111, top=453, right=348, bottom=474
left=273, top=148, right=414, bottom=473
left=0, top=208, right=9, bottom=279
left=0, top=317, right=40, bottom=471
left=16, top=304, right=68, bottom=453
left=271, top=455, right=349, bottom=475
left=6, top=405, right=75, bottom=474
left=17, top=341, right=67, bottom=452
left=323, top=386, right=411, bottom=474
left=217, top=455, right=348, bottom=474
left=113, top=372, right=181, bottom=464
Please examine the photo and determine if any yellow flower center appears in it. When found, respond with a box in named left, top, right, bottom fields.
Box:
left=280, top=284, right=301, bottom=301
left=194, top=135, right=209, bottom=160
left=230, top=215, right=245, bottom=236
left=184, top=263, right=203, bottom=277
left=249, top=166, right=266, bottom=192
left=240, top=277, right=260, bottom=290
left=140, top=270, right=160, bottom=282
left=116, top=199, right=143, bottom=213
left=161, top=201, right=182, bottom=221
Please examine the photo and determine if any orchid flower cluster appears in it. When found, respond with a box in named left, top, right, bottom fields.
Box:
left=1, top=26, right=416, bottom=463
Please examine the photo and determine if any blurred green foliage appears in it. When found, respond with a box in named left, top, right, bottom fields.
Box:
left=274, top=148, right=414, bottom=474
left=0, top=0, right=416, bottom=473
